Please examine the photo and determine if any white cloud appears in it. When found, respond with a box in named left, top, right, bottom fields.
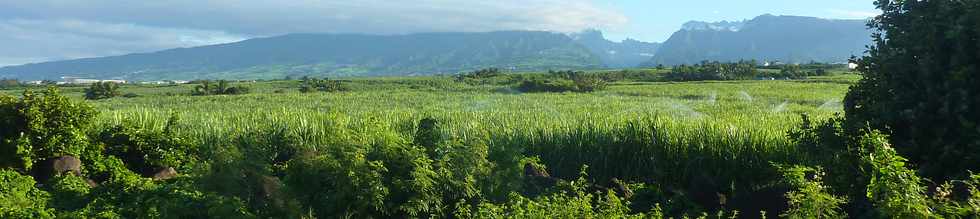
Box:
left=0, top=0, right=626, bottom=35
left=0, top=18, right=247, bottom=66
left=0, top=0, right=626, bottom=66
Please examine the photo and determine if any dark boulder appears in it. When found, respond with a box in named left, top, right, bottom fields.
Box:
left=610, top=178, right=633, bottom=199
left=32, top=156, right=82, bottom=183
left=150, top=167, right=178, bottom=180
left=523, top=163, right=559, bottom=196
left=257, top=175, right=286, bottom=209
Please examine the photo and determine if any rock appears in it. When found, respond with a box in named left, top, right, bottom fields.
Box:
left=524, top=163, right=550, bottom=178
left=85, top=179, right=99, bottom=188
left=50, top=156, right=82, bottom=176
left=151, top=167, right=178, bottom=180
left=523, top=163, right=559, bottom=196
left=611, top=178, right=633, bottom=199
left=32, top=156, right=82, bottom=183
left=257, top=175, right=285, bottom=208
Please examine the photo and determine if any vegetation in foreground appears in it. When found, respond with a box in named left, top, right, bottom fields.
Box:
left=1, top=0, right=979, bottom=218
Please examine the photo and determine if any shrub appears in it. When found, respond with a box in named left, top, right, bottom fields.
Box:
left=455, top=68, right=510, bottom=85
left=46, top=173, right=92, bottom=211
left=513, top=71, right=608, bottom=93
left=84, top=82, right=120, bottom=100
left=665, top=60, right=758, bottom=81
left=284, top=147, right=388, bottom=218
left=860, top=131, right=932, bottom=218
left=845, top=0, right=980, bottom=180
left=0, top=169, right=54, bottom=218
left=193, top=80, right=249, bottom=96
left=515, top=78, right=578, bottom=93
left=0, top=88, right=96, bottom=171
left=96, top=121, right=197, bottom=175
left=299, top=77, right=350, bottom=93
left=777, top=165, right=847, bottom=219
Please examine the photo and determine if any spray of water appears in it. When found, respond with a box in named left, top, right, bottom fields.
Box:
left=739, top=91, right=753, bottom=102
left=668, top=101, right=704, bottom=118
left=706, top=91, right=717, bottom=105
left=772, top=101, right=789, bottom=113
left=466, top=100, right=491, bottom=112
left=818, top=100, right=842, bottom=111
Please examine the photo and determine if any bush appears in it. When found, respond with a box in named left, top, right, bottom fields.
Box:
left=777, top=165, right=847, bottom=219
left=455, top=68, right=511, bottom=85
left=516, top=78, right=578, bottom=93
left=84, top=82, right=120, bottom=100
left=0, top=169, right=54, bottom=218
left=193, top=80, right=249, bottom=96
left=96, top=121, right=197, bottom=175
left=299, top=77, right=350, bottom=93
left=665, top=60, right=758, bottom=81
left=845, top=0, right=980, bottom=180
left=859, top=131, right=932, bottom=218
left=46, top=173, right=92, bottom=211
left=0, top=88, right=96, bottom=171
left=515, top=71, right=607, bottom=93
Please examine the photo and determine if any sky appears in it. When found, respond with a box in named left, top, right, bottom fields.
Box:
left=0, top=0, right=878, bottom=67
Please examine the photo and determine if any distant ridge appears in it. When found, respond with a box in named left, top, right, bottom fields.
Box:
left=570, top=29, right=661, bottom=68
left=647, top=14, right=872, bottom=66
left=0, top=31, right=603, bottom=81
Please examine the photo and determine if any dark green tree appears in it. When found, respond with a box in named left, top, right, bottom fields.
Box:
left=845, top=0, right=980, bottom=180
left=84, top=82, right=121, bottom=100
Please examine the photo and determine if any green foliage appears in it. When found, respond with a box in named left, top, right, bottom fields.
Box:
left=596, top=69, right=661, bottom=82
left=845, top=0, right=980, bottom=180
left=928, top=174, right=980, bottom=217
left=788, top=114, right=868, bottom=197
left=299, top=77, right=350, bottom=93
left=515, top=71, right=607, bottom=93
left=775, top=65, right=815, bottom=79
left=0, top=87, right=96, bottom=171
left=0, top=169, right=55, bottom=218
left=860, top=131, right=933, bottom=218
left=283, top=147, right=389, bottom=218
left=666, top=60, right=759, bottom=81
left=193, top=80, right=249, bottom=96
left=46, top=173, right=92, bottom=211
left=96, top=120, right=197, bottom=174
left=84, top=82, right=121, bottom=100
left=776, top=165, right=847, bottom=219
left=455, top=68, right=505, bottom=85
left=72, top=178, right=254, bottom=218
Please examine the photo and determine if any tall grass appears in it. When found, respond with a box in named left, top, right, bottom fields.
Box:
left=83, top=78, right=849, bottom=194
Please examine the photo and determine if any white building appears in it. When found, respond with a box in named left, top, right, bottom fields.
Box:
left=61, top=77, right=126, bottom=85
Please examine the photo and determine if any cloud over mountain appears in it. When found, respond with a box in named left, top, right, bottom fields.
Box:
left=0, top=0, right=626, bottom=66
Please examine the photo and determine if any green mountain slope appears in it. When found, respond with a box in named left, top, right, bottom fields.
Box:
left=0, top=31, right=603, bottom=80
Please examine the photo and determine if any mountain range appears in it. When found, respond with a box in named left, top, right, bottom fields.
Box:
left=647, top=14, right=872, bottom=66
left=570, top=29, right=661, bottom=68
left=0, top=14, right=873, bottom=81
left=0, top=31, right=604, bottom=81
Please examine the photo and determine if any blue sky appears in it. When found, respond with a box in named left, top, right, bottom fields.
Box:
left=0, top=0, right=880, bottom=66
left=599, top=0, right=879, bottom=42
